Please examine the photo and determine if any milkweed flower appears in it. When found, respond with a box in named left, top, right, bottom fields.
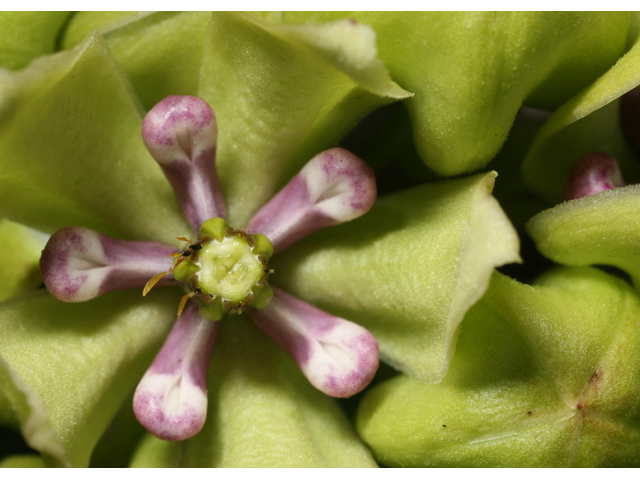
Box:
left=40, top=95, right=380, bottom=441
left=0, top=12, right=524, bottom=467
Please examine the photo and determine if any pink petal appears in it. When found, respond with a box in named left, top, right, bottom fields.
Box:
left=134, top=304, right=219, bottom=441
left=246, top=148, right=376, bottom=253
left=41, top=227, right=177, bottom=302
left=564, top=152, right=626, bottom=201
left=142, top=95, right=226, bottom=230
left=250, top=287, right=379, bottom=398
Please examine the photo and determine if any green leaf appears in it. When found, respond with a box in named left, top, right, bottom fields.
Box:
left=527, top=185, right=640, bottom=288
left=522, top=31, right=640, bottom=203
left=130, top=316, right=377, bottom=468
left=275, top=12, right=629, bottom=176
left=198, top=12, right=411, bottom=225
left=0, top=455, right=45, bottom=468
left=0, top=32, right=189, bottom=244
left=274, top=172, right=520, bottom=382
left=0, top=289, right=180, bottom=467
left=357, top=268, right=640, bottom=467
left=0, top=12, right=71, bottom=70
left=0, top=219, right=47, bottom=302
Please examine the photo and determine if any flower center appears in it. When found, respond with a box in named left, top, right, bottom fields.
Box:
left=146, top=217, right=274, bottom=321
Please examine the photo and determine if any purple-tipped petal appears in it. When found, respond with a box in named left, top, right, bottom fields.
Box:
left=246, top=148, right=377, bottom=253
left=134, top=304, right=219, bottom=441
left=41, top=227, right=177, bottom=302
left=142, top=95, right=225, bottom=230
left=250, top=287, right=379, bottom=398
left=564, top=152, right=626, bottom=201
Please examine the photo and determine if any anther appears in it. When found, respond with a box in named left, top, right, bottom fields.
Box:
left=143, top=255, right=186, bottom=296
left=177, top=291, right=197, bottom=318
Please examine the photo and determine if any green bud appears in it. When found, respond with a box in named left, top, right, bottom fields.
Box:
left=172, top=258, right=200, bottom=284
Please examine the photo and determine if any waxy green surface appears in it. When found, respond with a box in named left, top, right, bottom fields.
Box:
left=275, top=12, right=630, bottom=176
left=357, top=268, right=640, bottom=467
left=0, top=220, right=46, bottom=302
left=275, top=172, right=520, bottom=382
left=0, top=12, right=71, bottom=70
left=0, top=33, right=190, bottom=244
left=0, top=289, right=181, bottom=467
left=528, top=185, right=640, bottom=288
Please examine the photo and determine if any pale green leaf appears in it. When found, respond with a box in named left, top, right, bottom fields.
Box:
left=274, top=172, right=520, bottom=382
left=131, top=316, right=376, bottom=468
left=0, top=32, right=189, bottom=244
left=0, top=289, right=180, bottom=467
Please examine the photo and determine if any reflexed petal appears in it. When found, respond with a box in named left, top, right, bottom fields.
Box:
left=0, top=356, right=65, bottom=466
left=143, top=95, right=225, bottom=229
left=40, top=227, right=177, bottom=302
left=0, top=289, right=181, bottom=467
left=564, top=152, right=625, bottom=200
left=0, top=32, right=190, bottom=243
left=357, top=268, right=640, bottom=467
left=130, top=316, right=377, bottom=467
left=0, top=219, right=47, bottom=302
left=527, top=184, right=640, bottom=288
left=523, top=32, right=640, bottom=203
left=274, top=172, right=520, bottom=382
left=247, top=148, right=376, bottom=253
left=250, top=287, right=378, bottom=398
left=134, top=305, right=219, bottom=441
left=276, top=12, right=630, bottom=176
left=198, top=12, right=410, bottom=225
left=0, top=12, right=71, bottom=70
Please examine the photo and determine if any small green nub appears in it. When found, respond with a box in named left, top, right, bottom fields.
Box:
left=251, top=284, right=274, bottom=310
left=198, top=296, right=225, bottom=322
left=200, top=217, right=228, bottom=242
left=252, top=233, right=274, bottom=257
left=172, top=258, right=200, bottom=284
